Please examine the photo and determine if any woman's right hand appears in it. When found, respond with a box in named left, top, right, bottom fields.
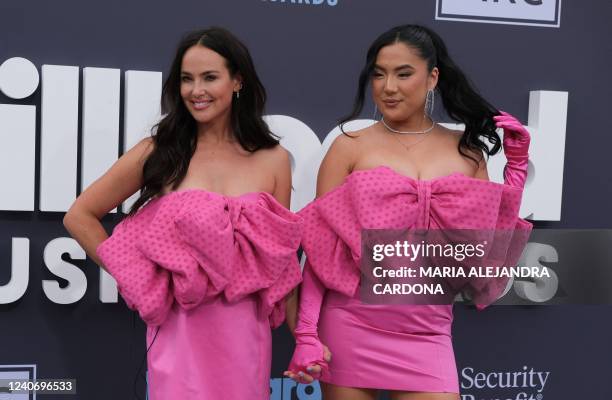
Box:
left=284, top=343, right=332, bottom=383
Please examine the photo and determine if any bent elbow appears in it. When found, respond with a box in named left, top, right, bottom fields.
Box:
left=62, top=208, right=79, bottom=234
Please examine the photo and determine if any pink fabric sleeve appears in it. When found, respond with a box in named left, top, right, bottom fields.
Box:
left=497, top=111, right=531, bottom=189
left=287, top=259, right=329, bottom=378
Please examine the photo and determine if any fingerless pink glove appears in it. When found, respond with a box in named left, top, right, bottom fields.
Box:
left=495, top=111, right=531, bottom=189
left=287, top=259, right=329, bottom=379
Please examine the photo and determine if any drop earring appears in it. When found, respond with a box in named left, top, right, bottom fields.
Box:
left=235, top=83, right=243, bottom=99
left=424, top=88, right=435, bottom=117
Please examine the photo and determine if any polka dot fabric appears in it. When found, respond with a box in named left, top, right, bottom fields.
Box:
left=299, top=165, right=533, bottom=302
left=96, top=190, right=303, bottom=328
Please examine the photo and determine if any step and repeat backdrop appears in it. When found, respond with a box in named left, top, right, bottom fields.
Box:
left=1, top=1, right=611, bottom=399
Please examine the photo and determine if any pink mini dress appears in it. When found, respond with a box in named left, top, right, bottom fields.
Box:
left=298, top=165, right=532, bottom=392
left=96, top=190, right=303, bottom=399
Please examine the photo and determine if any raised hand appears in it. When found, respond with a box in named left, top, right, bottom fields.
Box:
left=494, top=111, right=531, bottom=189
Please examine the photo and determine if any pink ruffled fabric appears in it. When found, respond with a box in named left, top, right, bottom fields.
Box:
left=299, top=165, right=533, bottom=305
left=96, top=190, right=302, bottom=328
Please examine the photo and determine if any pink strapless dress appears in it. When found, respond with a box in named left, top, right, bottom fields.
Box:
left=299, top=166, right=532, bottom=392
left=96, top=190, right=303, bottom=399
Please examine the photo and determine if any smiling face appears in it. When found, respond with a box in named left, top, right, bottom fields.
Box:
left=180, top=45, right=242, bottom=126
left=371, top=41, right=438, bottom=126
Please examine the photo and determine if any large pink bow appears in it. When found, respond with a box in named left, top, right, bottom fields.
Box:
left=97, top=190, right=302, bottom=327
left=300, top=166, right=531, bottom=302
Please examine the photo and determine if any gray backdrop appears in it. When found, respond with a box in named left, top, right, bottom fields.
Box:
left=1, top=1, right=611, bottom=399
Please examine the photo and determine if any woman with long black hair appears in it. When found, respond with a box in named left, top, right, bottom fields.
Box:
left=64, top=27, right=302, bottom=399
left=285, top=25, right=532, bottom=399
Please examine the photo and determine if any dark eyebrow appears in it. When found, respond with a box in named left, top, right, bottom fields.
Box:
left=373, top=64, right=415, bottom=72
left=394, top=64, right=415, bottom=71
left=180, top=70, right=220, bottom=76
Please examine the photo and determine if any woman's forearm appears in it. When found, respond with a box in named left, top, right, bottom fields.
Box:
left=63, top=209, right=109, bottom=270
left=294, top=259, right=326, bottom=336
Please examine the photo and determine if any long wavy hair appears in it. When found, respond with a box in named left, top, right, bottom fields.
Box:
left=340, top=24, right=501, bottom=164
left=129, top=27, right=278, bottom=215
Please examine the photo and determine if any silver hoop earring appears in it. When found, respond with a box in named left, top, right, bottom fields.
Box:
left=425, top=89, right=435, bottom=117
left=236, top=90, right=240, bottom=99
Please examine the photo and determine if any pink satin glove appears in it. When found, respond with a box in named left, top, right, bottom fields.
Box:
left=284, top=261, right=330, bottom=383
left=495, top=111, right=530, bottom=189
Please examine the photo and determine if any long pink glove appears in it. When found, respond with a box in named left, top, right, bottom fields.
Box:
left=285, top=259, right=329, bottom=382
left=495, top=111, right=531, bottom=189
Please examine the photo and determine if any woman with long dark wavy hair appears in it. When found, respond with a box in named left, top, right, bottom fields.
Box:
left=64, top=27, right=302, bottom=399
left=285, top=25, right=532, bottom=399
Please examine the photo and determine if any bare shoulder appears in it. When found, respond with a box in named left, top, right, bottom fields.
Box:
left=132, top=136, right=155, bottom=160
left=437, top=125, right=464, bottom=144
left=326, top=125, right=372, bottom=162
left=120, top=136, right=156, bottom=174
left=315, top=129, right=370, bottom=197
left=255, top=143, right=292, bottom=191
left=437, top=126, right=481, bottom=157
left=139, top=136, right=154, bottom=146
left=252, top=143, right=292, bottom=206
left=255, top=143, right=291, bottom=169
left=338, top=124, right=373, bottom=144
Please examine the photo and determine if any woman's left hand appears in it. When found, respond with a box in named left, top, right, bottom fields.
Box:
left=494, top=111, right=531, bottom=188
